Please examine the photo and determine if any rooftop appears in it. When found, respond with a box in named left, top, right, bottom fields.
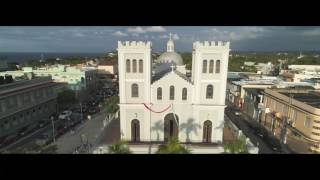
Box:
left=0, top=76, right=53, bottom=97
left=280, top=92, right=320, bottom=108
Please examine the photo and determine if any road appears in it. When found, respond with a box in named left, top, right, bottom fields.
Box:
left=225, top=107, right=282, bottom=154
left=55, top=109, right=109, bottom=154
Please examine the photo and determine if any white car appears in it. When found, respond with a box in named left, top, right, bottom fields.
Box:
left=59, top=110, right=72, bottom=120
left=235, top=111, right=241, bottom=116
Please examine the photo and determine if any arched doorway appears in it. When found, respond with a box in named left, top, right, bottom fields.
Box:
left=131, top=119, right=140, bottom=142
left=203, top=120, right=212, bottom=143
left=164, top=113, right=179, bottom=142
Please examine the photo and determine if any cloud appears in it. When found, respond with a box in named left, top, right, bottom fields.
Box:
left=172, top=33, right=179, bottom=40
left=203, top=27, right=266, bottom=41
left=301, top=28, right=320, bottom=36
left=127, top=26, right=167, bottom=35
left=159, top=34, right=169, bottom=39
left=145, top=26, right=166, bottom=32
left=127, top=26, right=145, bottom=34
left=112, top=31, right=128, bottom=37
left=74, top=32, right=85, bottom=37
left=158, top=33, right=179, bottom=40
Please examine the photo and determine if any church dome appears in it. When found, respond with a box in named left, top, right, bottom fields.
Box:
left=157, top=52, right=184, bottom=65
left=156, top=33, right=184, bottom=65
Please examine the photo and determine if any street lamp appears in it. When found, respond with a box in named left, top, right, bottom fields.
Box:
left=80, top=102, right=83, bottom=122
left=51, top=116, right=56, bottom=144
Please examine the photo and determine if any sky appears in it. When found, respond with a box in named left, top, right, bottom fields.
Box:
left=0, top=26, right=320, bottom=53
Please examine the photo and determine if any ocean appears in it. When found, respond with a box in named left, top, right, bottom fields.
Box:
left=0, top=52, right=105, bottom=63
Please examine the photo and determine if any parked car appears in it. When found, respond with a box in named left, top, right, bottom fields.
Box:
left=254, top=128, right=268, bottom=139
left=35, top=132, right=53, bottom=146
left=38, top=120, right=46, bottom=128
left=235, top=111, right=241, bottom=116
left=88, top=107, right=99, bottom=115
left=18, top=126, right=29, bottom=137
left=59, top=110, right=72, bottom=120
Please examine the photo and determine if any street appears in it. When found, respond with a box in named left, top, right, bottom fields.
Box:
left=55, top=109, right=111, bottom=154
left=225, top=107, right=283, bottom=154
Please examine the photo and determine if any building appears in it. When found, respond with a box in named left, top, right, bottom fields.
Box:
left=255, top=62, right=274, bottom=75
left=226, top=77, right=279, bottom=109
left=0, top=65, right=98, bottom=102
left=118, top=34, right=230, bottom=150
left=261, top=88, right=320, bottom=153
left=242, top=88, right=264, bottom=121
left=288, top=65, right=320, bottom=74
left=0, top=76, right=58, bottom=142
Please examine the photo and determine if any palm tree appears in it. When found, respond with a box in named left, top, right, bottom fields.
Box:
left=156, top=138, right=191, bottom=154
left=108, top=141, right=132, bottom=154
left=223, top=136, right=249, bottom=154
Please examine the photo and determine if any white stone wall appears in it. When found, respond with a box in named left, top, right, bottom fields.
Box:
left=192, top=41, right=230, bottom=105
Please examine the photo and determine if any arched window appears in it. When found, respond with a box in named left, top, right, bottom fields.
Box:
left=216, top=60, right=221, bottom=74
left=206, top=85, right=213, bottom=99
left=139, top=59, right=143, bottom=73
left=182, top=88, right=187, bottom=100
left=202, top=60, right=207, bottom=73
left=131, top=119, right=140, bottom=142
left=131, top=84, right=139, bottom=97
left=132, top=59, right=137, bottom=73
left=170, top=86, right=175, bottom=100
left=209, top=60, right=214, bottom=73
left=157, top=87, right=162, bottom=100
left=126, top=59, right=130, bottom=73
left=203, top=120, right=212, bottom=143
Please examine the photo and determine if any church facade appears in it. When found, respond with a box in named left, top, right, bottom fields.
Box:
left=118, top=34, right=230, bottom=144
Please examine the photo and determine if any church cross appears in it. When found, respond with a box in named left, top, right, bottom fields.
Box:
left=171, top=64, right=175, bottom=73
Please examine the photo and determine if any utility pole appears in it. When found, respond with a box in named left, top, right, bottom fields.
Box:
left=80, top=102, right=83, bottom=122
left=51, top=116, right=56, bottom=144
left=281, top=92, right=293, bottom=145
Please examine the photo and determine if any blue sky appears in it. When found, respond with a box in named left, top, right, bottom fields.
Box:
left=0, top=26, right=320, bottom=52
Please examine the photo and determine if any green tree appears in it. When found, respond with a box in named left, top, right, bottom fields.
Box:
left=223, top=136, right=249, bottom=154
left=103, top=96, right=119, bottom=113
left=181, top=52, right=192, bottom=70
left=108, top=141, right=132, bottom=154
left=57, top=89, right=78, bottom=110
left=156, top=138, right=191, bottom=154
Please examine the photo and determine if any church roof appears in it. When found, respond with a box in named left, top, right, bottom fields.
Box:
left=152, top=69, right=193, bottom=85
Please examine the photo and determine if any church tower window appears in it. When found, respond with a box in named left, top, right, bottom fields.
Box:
left=206, top=85, right=213, bottom=99
left=202, top=60, right=207, bottom=73
left=131, top=84, right=139, bottom=97
left=216, top=60, right=221, bottom=74
left=139, top=59, right=143, bottom=73
left=209, top=60, right=214, bottom=73
left=126, top=59, right=130, bottom=73
left=132, top=59, right=137, bottom=73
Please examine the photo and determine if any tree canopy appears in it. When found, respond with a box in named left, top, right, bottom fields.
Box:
left=156, top=138, right=191, bottom=154
left=108, top=141, right=132, bottom=154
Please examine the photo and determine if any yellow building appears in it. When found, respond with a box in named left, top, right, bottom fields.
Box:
left=261, top=88, right=320, bottom=153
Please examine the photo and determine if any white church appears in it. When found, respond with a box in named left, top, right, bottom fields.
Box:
left=117, top=34, right=230, bottom=149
